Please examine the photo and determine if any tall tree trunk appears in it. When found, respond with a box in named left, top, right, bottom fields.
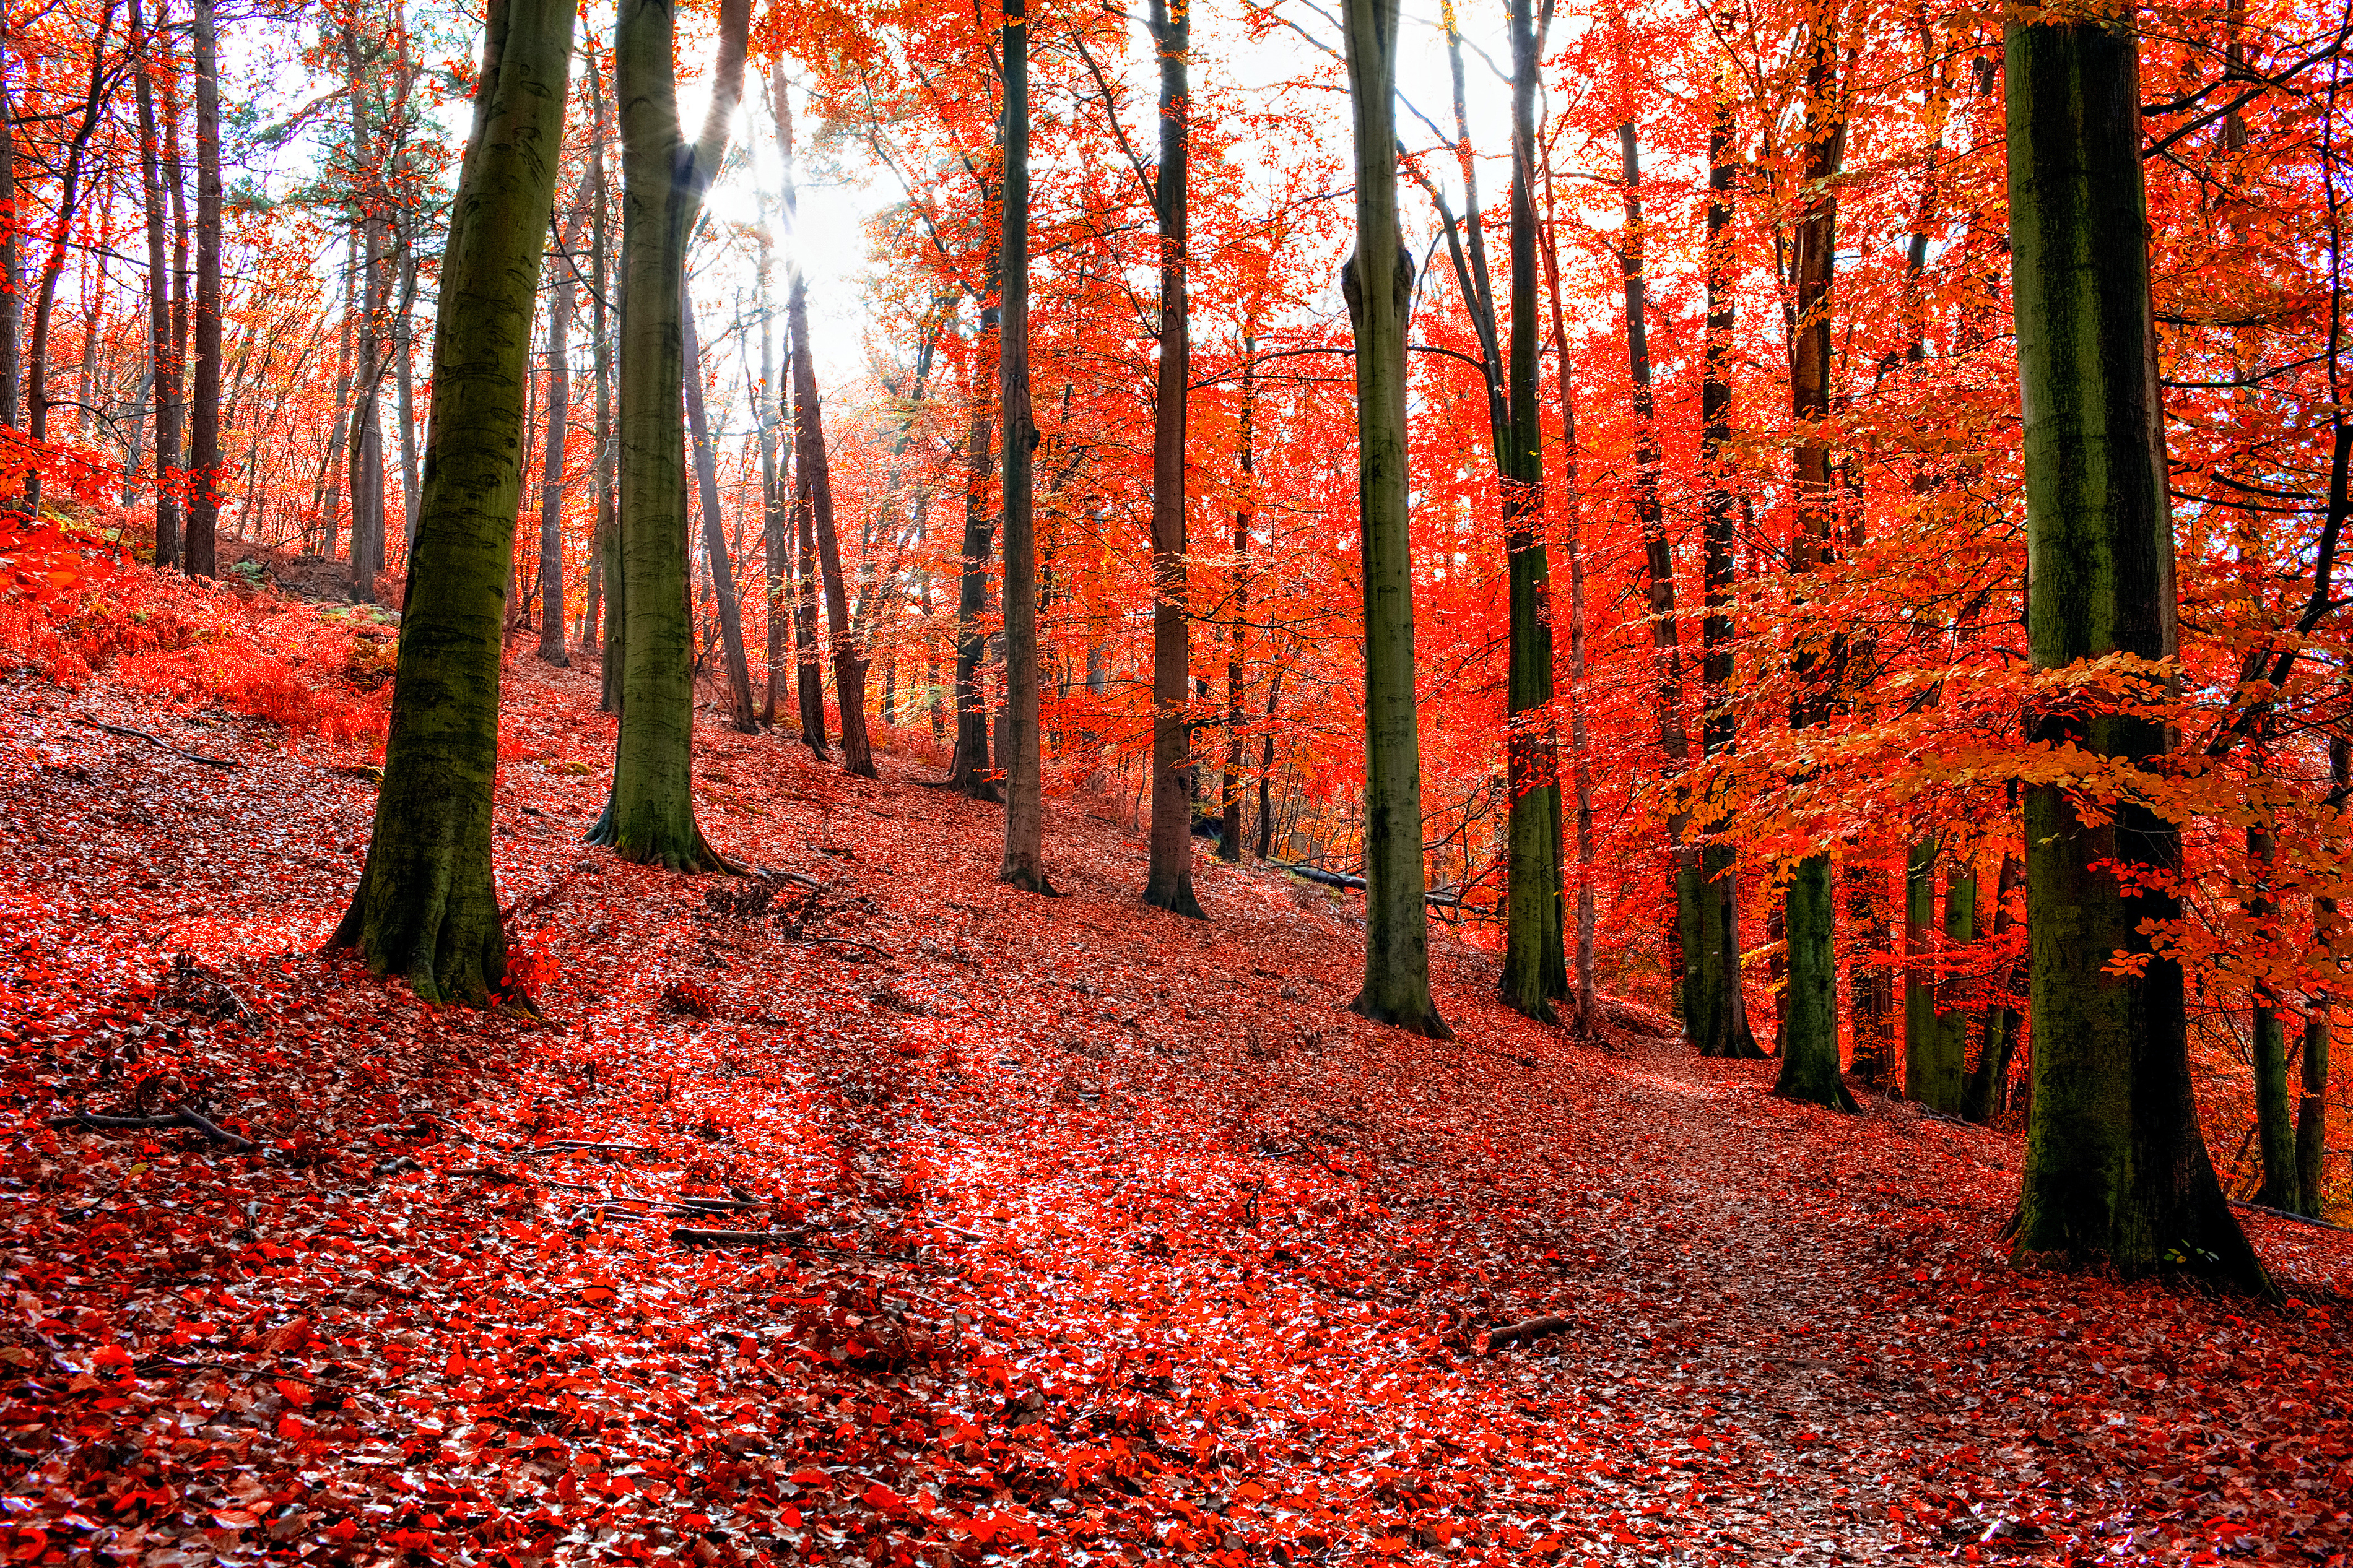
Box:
left=588, top=53, right=620, bottom=698
left=328, top=0, right=575, bottom=1002
left=1255, top=657, right=1284, bottom=860
left=1341, top=0, right=1445, bottom=1037
left=0, top=22, right=17, bottom=435
left=1142, top=0, right=1201, bottom=917
left=1696, top=77, right=1762, bottom=1058
left=133, top=0, right=185, bottom=567
left=592, top=0, right=749, bottom=872
left=1614, top=122, right=1702, bottom=1034
left=536, top=206, right=580, bottom=666
left=1903, top=836, right=1939, bottom=1098
left=23, top=0, right=116, bottom=517
left=345, top=21, right=390, bottom=603
left=186, top=0, right=221, bottom=576
left=319, top=246, right=356, bottom=557
left=1494, top=0, right=1565, bottom=1023
left=997, top=0, right=1050, bottom=888
left=1773, top=10, right=1856, bottom=1112
left=1845, top=863, right=1892, bottom=1082
left=790, top=275, right=874, bottom=773
left=2248, top=810, right=2297, bottom=1206
left=1931, top=855, right=1978, bottom=1108
left=2004, top=13, right=2263, bottom=1288
left=396, top=230, right=422, bottom=545
left=1539, top=189, right=1598, bottom=1031
left=1963, top=851, right=2025, bottom=1122
left=791, top=338, right=829, bottom=755
left=683, top=285, right=756, bottom=728
left=2298, top=732, right=2344, bottom=1216
left=756, top=229, right=785, bottom=722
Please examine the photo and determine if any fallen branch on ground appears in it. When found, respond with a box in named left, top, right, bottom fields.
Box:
left=2229, top=1198, right=2353, bottom=1233
left=669, top=1226, right=809, bottom=1247
left=1485, top=1315, right=1572, bottom=1353
left=71, top=714, right=237, bottom=768
left=48, top=1108, right=256, bottom=1150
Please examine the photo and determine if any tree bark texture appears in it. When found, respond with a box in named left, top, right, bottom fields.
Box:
left=790, top=274, right=874, bottom=774
left=536, top=204, right=581, bottom=666
left=2004, top=14, right=2263, bottom=1288
left=131, top=0, right=184, bottom=566
left=997, top=0, right=1050, bottom=890
left=328, top=0, right=574, bottom=1003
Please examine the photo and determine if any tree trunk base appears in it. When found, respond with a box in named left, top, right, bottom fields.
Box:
left=1143, top=878, right=1206, bottom=920
left=1772, top=1068, right=1858, bottom=1114
left=999, top=862, right=1059, bottom=896
left=327, top=855, right=514, bottom=1010
left=583, top=794, right=741, bottom=875
left=1498, top=982, right=1560, bottom=1028
left=1349, top=990, right=1454, bottom=1041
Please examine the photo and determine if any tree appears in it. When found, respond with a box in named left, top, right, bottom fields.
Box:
left=328, top=0, right=576, bottom=1003
left=130, top=0, right=181, bottom=568
left=186, top=0, right=220, bottom=576
left=536, top=201, right=581, bottom=668
left=996, top=0, right=1051, bottom=891
left=788, top=273, right=876, bottom=774
left=591, top=0, right=749, bottom=872
left=1341, top=0, right=1445, bottom=1038
left=682, top=284, right=757, bottom=730
left=2004, top=11, right=2264, bottom=1288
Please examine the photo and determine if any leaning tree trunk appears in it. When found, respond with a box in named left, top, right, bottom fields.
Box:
left=682, top=285, right=757, bottom=730
left=1773, top=13, right=1856, bottom=1113
left=1143, top=0, right=1201, bottom=917
left=327, top=0, right=575, bottom=1003
left=996, top=0, right=1051, bottom=889
left=592, top=0, right=748, bottom=871
left=789, top=275, right=875, bottom=774
left=2004, top=12, right=2264, bottom=1288
left=1341, top=0, right=1446, bottom=1037
left=186, top=0, right=221, bottom=576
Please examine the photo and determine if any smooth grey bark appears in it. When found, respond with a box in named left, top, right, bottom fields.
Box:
left=2004, top=14, right=2263, bottom=1288
left=997, top=0, right=1050, bottom=891
left=1341, top=0, right=1446, bottom=1037
left=328, top=0, right=575, bottom=1003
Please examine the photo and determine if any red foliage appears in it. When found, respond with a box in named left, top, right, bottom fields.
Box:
left=0, top=641, right=2344, bottom=1565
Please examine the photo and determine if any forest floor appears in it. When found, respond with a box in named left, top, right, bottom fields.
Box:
left=1, top=616, right=2351, bottom=1567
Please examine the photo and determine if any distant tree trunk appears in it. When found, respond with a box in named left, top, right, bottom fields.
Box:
left=944, top=281, right=1001, bottom=795
left=186, top=0, right=222, bottom=576
left=789, top=275, right=874, bottom=774
left=756, top=227, right=785, bottom=722
left=1539, top=192, right=1598, bottom=1030
left=1141, top=0, right=1201, bottom=917
left=996, top=0, right=1050, bottom=889
left=588, top=54, right=621, bottom=700
left=1845, top=863, right=1891, bottom=1082
left=1931, top=857, right=1978, bottom=1108
left=319, top=247, right=356, bottom=557
left=536, top=206, right=580, bottom=666
left=1254, top=658, right=1284, bottom=860
left=1342, top=0, right=1445, bottom=1037
left=1962, top=851, right=2024, bottom=1122
left=1614, top=122, right=1702, bottom=1036
left=1773, top=11, right=1855, bottom=1113
left=345, top=20, right=391, bottom=604
left=2298, top=732, right=2345, bottom=1216
left=1221, top=337, right=1255, bottom=863
left=0, top=23, right=17, bottom=435
left=591, top=0, right=749, bottom=872
left=790, top=355, right=829, bottom=755
left=133, top=0, right=185, bottom=566
left=396, top=232, right=422, bottom=545
left=2004, top=13, right=2263, bottom=1288
left=683, top=287, right=755, bottom=729
left=1696, top=78, right=1762, bottom=1059
left=329, top=0, right=574, bottom=1002
left=1903, top=835, right=1939, bottom=1096
left=2247, top=810, right=2297, bottom=1206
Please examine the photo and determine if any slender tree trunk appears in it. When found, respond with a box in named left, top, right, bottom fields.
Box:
left=996, top=0, right=1050, bottom=888
left=791, top=345, right=829, bottom=754
left=1845, top=863, right=1891, bottom=1081
left=0, top=22, right=17, bottom=436
left=1539, top=193, right=1599, bottom=1030
left=1963, top=852, right=2025, bottom=1122
left=683, top=286, right=756, bottom=728
left=789, top=275, right=874, bottom=773
left=757, top=231, right=785, bottom=722
left=1931, top=855, right=1978, bottom=1108
left=186, top=0, right=222, bottom=575
left=345, top=23, right=391, bottom=602
left=1696, top=78, right=1762, bottom=1058
left=2248, top=811, right=2297, bottom=1206
left=2004, top=14, right=2263, bottom=1287
left=1142, top=0, right=1201, bottom=916
left=396, top=232, right=422, bottom=545
left=587, top=54, right=620, bottom=694
left=1773, top=12, right=1855, bottom=1112
left=319, top=246, right=356, bottom=557
left=1255, top=657, right=1284, bottom=860
left=2297, top=732, right=2344, bottom=1216
left=591, top=0, right=749, bottom=872
left=133, top=0, right=185, bottom=566
left=1222, top=337, right=1255, bottom=864
left=328, top=0, right=575, bottom=1002
left=1342, top=0, right=1445, bottom=1037
left=23, top=0, right=116, bottom=516
left=536, top=206, right=580, bottom=666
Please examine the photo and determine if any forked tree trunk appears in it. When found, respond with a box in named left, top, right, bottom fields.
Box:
left=328, top=0, right=575, bottom=1003
left=186, top=0, right=221, bottom=576
left=592, top=0, right=748, bottom=871
left=996, top=0, right=1050, bottom=889
left=1142, top=0, right=1200, bottom=916
left=682, top=287, right=756, bottom=729
left=1341, top=0, right=1445, bottom=1037
left=2004, top=13, right=2263, bottom=1288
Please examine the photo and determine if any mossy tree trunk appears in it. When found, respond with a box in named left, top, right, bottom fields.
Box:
left=593, top=0, right=748, bottom=872
left=2005, top=13, right=2264, bottom=1288
left=328, top=0, right=574, bottom=1003
left=1341, top=0, right=1446, bottom=1038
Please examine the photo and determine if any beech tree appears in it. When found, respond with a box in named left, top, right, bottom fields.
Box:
left=329, top=0, right=575, bottom=1002
left=996, top=0, right=1050, bottom=891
